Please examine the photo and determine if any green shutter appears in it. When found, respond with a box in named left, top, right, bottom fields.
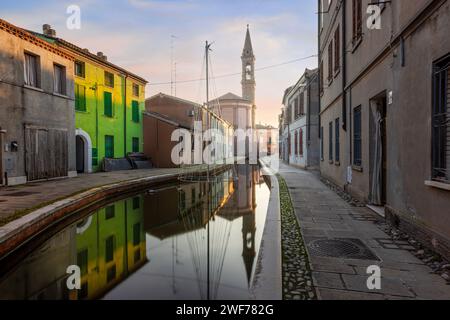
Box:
left=104, top=91, right=113, bottom=117
left=132, top=137, right=139, bottom=153
left=105, top=135, right=114, bottom=158
left=132, top=100, right=139, bottom=122
left=75, top=84, right=86, bottom=111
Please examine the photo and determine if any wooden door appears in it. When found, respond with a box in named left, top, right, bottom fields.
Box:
left=25, top=126, right=68, bottom=181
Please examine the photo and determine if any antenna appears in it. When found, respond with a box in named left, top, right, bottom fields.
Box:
left=170, top=35, right=177, bottom=96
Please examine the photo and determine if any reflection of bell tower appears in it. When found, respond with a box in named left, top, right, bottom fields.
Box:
left=242, top=24, right=256, bottom=129
left=242, top=211, right=256, bottom=286
left=241, top=165, right=258, bottom=286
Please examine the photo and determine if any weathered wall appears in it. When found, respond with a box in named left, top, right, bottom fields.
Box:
left=0, top=28, right=75, bottom=184
left=143, top=114, right=178, bottom=168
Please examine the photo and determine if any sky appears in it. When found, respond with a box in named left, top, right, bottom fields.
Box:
left=1, top=0, right=318, bottom=127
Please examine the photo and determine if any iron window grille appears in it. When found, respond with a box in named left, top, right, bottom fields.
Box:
left=432, top=55, right=450, bottom=183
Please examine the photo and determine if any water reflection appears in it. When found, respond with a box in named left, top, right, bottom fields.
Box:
left=0, top=165, right=270, bottom=300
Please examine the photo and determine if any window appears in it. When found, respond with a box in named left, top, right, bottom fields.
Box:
left=132, top=100, right=140, bottom=122
left=328, top=41, right=333, bottom=83
left=334, top=26, right=340, bottom=74
left=107, top=265, right=116, bottom=283
left=75, top=61, right=85, bottom=78
left=288, top=134, right=291, bottom=156
left=352, top=0, right=363, bottom=45
left=53, top=64, right=66, bottom=95
left=77, top=249, right=88, bottom=276
left=132, top=196, right=140, bottom=209
left=300, top=92, right=305, bottom=116
left=133, top=223, right=141, bottom=246
left=320, top=127, right=324, bottom=161
left=329, top=122, right=333, bottom=162
left=105, top=236, right=115, bottom=262
left=432, top=55, right=450, bottom=183
left=246, top=64, right=252, bottom=80
left=294, top=131, right=298, bottom=155
left=132, top=83, right=139, bottom=97
left=132, top=137, right=139, bottom=153
left=105, top=135, right=114, bottom=158
left=24, top=52, right=40, bottom=88
left=353, top=106, right=362, bottom=166
left=104, top=92, right=113, bottom=117
left=104, top=71, right=114, bottom=88
left=179, top=190, right=186, bottom=211
left=75, top=84, right=86, bottom=111
left=335, top=118, right=340, bottom=162
left=105, top=205, right=115, bottom=220
left=134, top=249, right=141, bottom=263
left=191, top=188, right=196, bottom=205
left=300, top=129, right=304, bottom=156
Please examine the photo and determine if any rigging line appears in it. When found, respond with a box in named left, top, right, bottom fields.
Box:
left=148, top=54, right=318, bottom=86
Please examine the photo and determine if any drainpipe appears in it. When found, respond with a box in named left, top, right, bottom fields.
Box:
left=0, top=129, right=5, bottom=185
left=342, top=0, right=347, bottom=132
left=307, top=74, right=311, bottom=167
left=124, top=75, right=128, bottom=157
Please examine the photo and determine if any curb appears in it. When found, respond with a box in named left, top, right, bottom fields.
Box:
left=250, top=161, right=282, bottom=300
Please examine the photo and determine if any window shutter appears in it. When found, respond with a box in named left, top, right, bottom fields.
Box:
left=132, top=100, right=140, bottom=122
left=104, top=92, right=113, bottom=117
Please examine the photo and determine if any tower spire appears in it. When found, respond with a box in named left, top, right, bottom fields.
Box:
left=242, top=24, right=254, bottom=57
left=241, top=25, right=256, bottom=128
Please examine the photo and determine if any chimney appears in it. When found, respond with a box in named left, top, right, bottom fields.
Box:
left=42, top=24, right=56, bottom=38
left=97, top=52, right=108, bottom=61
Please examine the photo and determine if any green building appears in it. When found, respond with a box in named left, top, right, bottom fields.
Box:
left=34, top=29, right=148, bottom=173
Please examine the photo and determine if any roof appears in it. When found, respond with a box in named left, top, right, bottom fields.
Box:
left=143, top=110, right=191, bottom=130
left=284, top=68, right=319, bottom=103
left=216, top=92, right=250, bottom=102
left=0, top=19, right=74, bottom=61
left=29, top=30, right=148, bottom=84
left=146, top=92, right=202, bottom=108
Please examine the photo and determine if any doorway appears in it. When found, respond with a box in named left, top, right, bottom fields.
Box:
left=75, top=129, right=93, bottom=174
left=369, top=93, right=387, bottom=206
left=76, top=135, right=85, bottom=173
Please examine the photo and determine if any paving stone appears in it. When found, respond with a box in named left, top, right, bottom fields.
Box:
left=317, top=288, right=385, bottom=300
left=312, top=263, right=356, bottom=275
left=312, top=272, right=346, bottom=289
left=341, top=274, right=415, bottom=297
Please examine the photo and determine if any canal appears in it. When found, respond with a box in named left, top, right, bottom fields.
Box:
left=0, top=165, right=270, bottom=300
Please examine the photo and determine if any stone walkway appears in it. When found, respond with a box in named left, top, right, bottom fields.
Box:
left=0, top=167, right=199, bottom=224
left=279, top=163, right=450, bottom=300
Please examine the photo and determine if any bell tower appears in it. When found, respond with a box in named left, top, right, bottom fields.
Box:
left=241, top=25, right=256, bottom=128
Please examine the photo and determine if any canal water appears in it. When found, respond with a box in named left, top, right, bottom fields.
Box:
left=0, top=165, right=270, bottom=300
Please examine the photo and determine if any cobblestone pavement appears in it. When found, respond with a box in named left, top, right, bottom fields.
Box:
left=0, top=167, right=192, bottom=224
left=279, top=163, right=450, bottom=300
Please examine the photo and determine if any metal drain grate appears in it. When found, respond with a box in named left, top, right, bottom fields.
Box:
left=307, top=238, right=380, bottom=261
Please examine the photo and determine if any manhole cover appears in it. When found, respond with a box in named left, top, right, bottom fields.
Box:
left=307, top=238, right=380, bottom=261
left=2, top=191, right=38, bottom=197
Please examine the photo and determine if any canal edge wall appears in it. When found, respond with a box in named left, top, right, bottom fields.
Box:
left=251, top=160, right=282, bottom=300
left=0, top=165, right=231, bottom=259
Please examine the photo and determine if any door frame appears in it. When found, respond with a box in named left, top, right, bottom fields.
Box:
left=369, top=92, right=388, bottom=206
left=75, top=128, right=93, bottom=173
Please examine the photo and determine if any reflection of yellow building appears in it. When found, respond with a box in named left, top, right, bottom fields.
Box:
left=74, top=196, right=147, bottom=300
